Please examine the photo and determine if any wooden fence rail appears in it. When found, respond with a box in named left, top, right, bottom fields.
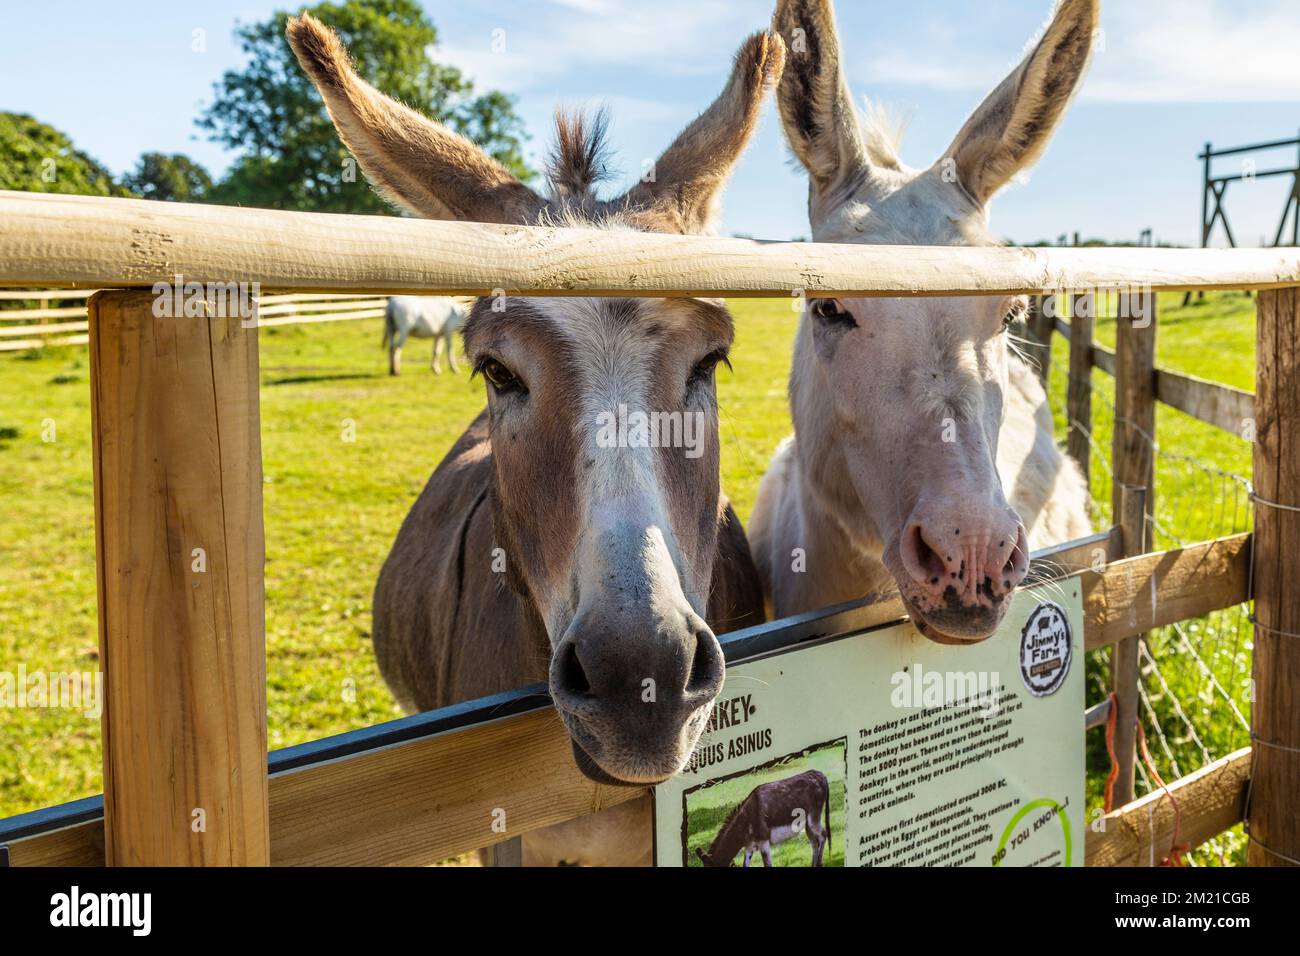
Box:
left=1086, top=747, right=1252, bottom=867
left=1050, top=315, right=1255, bottom=437
left=5, top=192, right=1300, bottom=297
left=0, top=288, right=97, bottom=301
left=0, top=291, right=391, bottom=352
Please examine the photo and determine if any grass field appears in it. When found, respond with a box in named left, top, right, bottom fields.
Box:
left=0, top=292, right=1258, bottom=867
left=684, top=740, right=847, bottom=867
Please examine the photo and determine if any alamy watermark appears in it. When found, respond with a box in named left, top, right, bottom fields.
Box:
left=889, top=663, right=1003, bottom=718
left=151, top=274, right=260, bottom=327
left=595, top=404, right=706, bottom=459
left=50, top=886, right=150, bottom=936
left=0, top=665, right=101, bottom=718
left=1040, top=284, right=1155, bottom=328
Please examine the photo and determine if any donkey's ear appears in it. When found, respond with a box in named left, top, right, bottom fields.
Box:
left=286, top=13, right=543, bottom=223
left=772, top=0, right=868, bottom=199
left=940, top=0, right=1098, bottom=205
left=620, top=31, right=785, bottom=234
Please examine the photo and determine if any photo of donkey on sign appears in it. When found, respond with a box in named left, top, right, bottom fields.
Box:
left=1, top=0, right=1297, bottom=923
left=686, top=740, right=847, bottom=867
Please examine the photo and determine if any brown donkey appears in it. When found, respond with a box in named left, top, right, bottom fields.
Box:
left=287, top=15, right=778, bottom=864
left=696, top=769, right=832, bottom=867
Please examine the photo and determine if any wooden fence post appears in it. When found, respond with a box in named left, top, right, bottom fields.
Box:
left=1109, top=289, right=1157, bottom=806
left=1066, top=292, right=1095, bottom=488
left=89, top=289, right=269, bottom=865
left=1109, top=486, right=1147, bottom=804
left=1113, top=289, right=1158, bottom=506
left=1026, top=295, right=1054, bottom=387
left=488, top=836, right=523, bottom=866
left=1249, top=287, right=1300, bottom=867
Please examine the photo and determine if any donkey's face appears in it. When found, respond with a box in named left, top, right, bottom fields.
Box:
left=462, top=292, right=735, bottom=783
left=288, top=14, right=783, bottom=783
left=773, top=0, right=1097, bottom=643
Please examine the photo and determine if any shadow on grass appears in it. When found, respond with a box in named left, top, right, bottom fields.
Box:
left=265, top=372, right=382, bottom=386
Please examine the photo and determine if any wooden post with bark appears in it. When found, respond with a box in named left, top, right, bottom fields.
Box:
left=1249, top=287, right=1300, bottom=867
left=1108, top=289, right=1157, bottom=806
left=89, top=289, right=270, bottom=865
left=1066, top=292, right=1095, bottom=488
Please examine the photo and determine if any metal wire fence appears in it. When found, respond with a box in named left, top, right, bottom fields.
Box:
left=1047, top=333, right=1254, bottom=866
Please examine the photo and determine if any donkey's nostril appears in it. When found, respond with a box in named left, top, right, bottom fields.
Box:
left=1000, top=553, right=1017, bottom=580
left=685, top=629, right=724, bottom=697
left=1001, top=524, right=1030, bottom=587
left=902, top=523, right=948, bottom=587
left=556, top=640, right=591, bottom=697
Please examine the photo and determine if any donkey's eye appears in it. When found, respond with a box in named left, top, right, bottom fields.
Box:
left=1003, top=300, right=1028, bottom=331
left=689, top=348, right=731, bottom=389
left=476, top=358, right=524, bottom=395
left=810, top=298, right=856, bottom=327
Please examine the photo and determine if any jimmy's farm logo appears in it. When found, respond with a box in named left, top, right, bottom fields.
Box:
left=1019, top=602, right=1072, bottom=697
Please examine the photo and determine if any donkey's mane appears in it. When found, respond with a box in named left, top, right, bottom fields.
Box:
left=780, top=95, right=905, bottom=176
left=534, top=107, right=684, bottom=233
left=858, top=99, right=906, bottom=170
left=546, top=107, right=616, bottom=203
left=709, top=787, right=758, bottom=855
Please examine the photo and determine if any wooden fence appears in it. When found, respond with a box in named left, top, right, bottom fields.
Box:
left=0, top=289, right=390, bottom=352
left=1023, top=290, right=1262, bottom=808
left=1197, top=134, right=1300, bottom=250
left=0, top=190, right=1297, bottom=868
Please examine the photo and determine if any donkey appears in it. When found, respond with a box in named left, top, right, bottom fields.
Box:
left=696, top=769, right=832, bottom=867
left=751, top=0, right=1094, bottom=644
left=287, top=14, right=780, bottom=865
left=383, top=295, right=467, bottom=376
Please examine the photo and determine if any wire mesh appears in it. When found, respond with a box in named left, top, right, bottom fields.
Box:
left=1034, top=310, right=1255, bottom=867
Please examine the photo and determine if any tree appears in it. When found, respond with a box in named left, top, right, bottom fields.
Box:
left=199, top=0, right=532, bottom=213
left=123, top=152, right=214, bottom=202
left=0, top=112, right=129, bottom=196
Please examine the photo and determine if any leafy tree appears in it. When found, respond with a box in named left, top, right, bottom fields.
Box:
left=199, top=0, right=532, bottom=213
left=0, top=112, right=129, bottom=196
left=123, top=152, right=213, bottom=202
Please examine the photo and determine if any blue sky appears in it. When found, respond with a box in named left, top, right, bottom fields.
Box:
left=3, top=0, right=1299, bottom=245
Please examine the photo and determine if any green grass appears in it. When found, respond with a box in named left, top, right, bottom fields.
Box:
left=685, top=741, right=847, bottom=867
left=0, top=293, right=1257, bottom=867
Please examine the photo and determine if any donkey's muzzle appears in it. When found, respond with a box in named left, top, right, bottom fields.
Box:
left=550, top=610, right=724, bottom=785
left=894, top=509, right=1030, bottom=644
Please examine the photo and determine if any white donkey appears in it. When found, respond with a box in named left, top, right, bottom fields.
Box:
left=383, top=295, right=466, bottom=376
left=751, top=0, right=1094, bottom=645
